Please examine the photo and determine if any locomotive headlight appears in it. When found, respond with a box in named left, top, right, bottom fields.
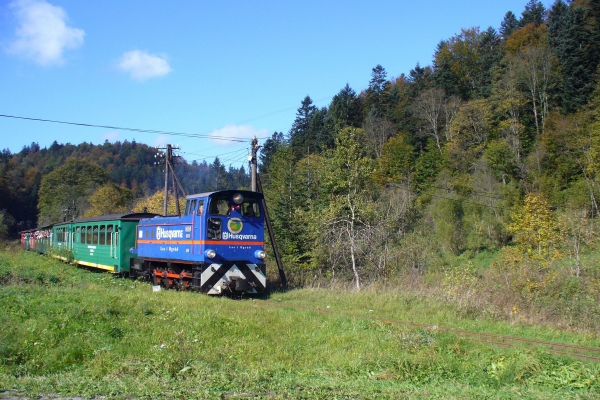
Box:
left=255, top=250, right=266, bottom=260
left=205, top=249, right=216, bottom=259
left=233, top=193, right=244, bottom=204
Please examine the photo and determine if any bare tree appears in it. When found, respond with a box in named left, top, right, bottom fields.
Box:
left=413, top=88, right=461, bottom=153
left=514, top=44, right=557, bottom=136
left=363, top=116, right=396, bottom=158
left=412, top=88, right=445, bottom=153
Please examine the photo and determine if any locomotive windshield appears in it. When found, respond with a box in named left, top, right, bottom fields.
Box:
left=209, top=195, right=231, bottom=216
left=208, top=193, right=262, bottom=217
left=240, top=198, right=261, bottom=217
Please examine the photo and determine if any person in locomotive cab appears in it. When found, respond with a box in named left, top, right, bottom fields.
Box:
left=198, top=201, right=204, bottom=215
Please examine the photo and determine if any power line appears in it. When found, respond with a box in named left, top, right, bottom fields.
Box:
left=0, top=114, right=253, bottom=142
left=181, top=148, right=247, bottom=158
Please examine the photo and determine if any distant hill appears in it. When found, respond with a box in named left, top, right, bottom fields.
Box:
left=0, top=140, right=249, bottom=236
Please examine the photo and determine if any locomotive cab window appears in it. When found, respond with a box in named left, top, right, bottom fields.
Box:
left=185, top=199, right=197, bottom=216
left=209, top=195, right=230, bottom=216
left=207, top=218, right=222, bottom=240
left=241, top=198, right=261, bottom=217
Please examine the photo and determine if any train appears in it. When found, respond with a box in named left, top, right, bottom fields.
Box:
left=20, top=190, right=267, bottom=295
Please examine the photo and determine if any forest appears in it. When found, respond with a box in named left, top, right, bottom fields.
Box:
left=1, top=0, right=599, bottom=328
left=257, top=0, right=600, bottom=328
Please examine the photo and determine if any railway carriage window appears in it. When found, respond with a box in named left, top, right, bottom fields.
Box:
left=99, top=226, right=106, bottom=245
left=107, top=226, right=113, bottom=245
left=115, top=228, right=119, bottom=246
left=81, top=227, right=86, bottom=243
left=209, top=195, right=230, bottom=216
left=93, top=227, right=98, bottom=244
left=87, top=226, right=92, bottom=244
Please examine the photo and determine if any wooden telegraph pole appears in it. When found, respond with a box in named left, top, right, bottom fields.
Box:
left=155, top=144, right=186, bottom=216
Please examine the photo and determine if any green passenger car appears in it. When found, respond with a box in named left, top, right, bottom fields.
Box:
left=52, top=213, right=157, bottom=273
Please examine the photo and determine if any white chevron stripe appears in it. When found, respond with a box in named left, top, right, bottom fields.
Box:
left=247, top=263, right=266, bottom=288
left=201, top=263, right=265, bottom=294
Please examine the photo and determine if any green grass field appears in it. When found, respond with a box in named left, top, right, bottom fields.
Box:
left=1, top=246, right=599, bottom=399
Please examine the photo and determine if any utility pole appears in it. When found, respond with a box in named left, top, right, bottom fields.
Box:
left=163, top=145, right=171, bottom=216
left=250, top=136, right=260, bottom=192
left=155, top=144, right=184, bottom=216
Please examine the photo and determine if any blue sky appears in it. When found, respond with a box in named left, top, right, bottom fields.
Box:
left=0, top=0, right=551, bottom=168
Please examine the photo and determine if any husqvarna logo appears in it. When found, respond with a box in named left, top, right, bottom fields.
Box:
left=227, top=218, right=243, bottom=234
left=156, top=226, right=184, bottom=240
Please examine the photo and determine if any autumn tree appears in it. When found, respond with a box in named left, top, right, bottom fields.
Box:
left=84, top=183, right=133, bottom=217
left=506, top=23, right=558, bottom=136
left=433, top=27, right=501, bottom=100
left=133, top=190, right=185, bottom=216
left=509, top=193, right=561, bottom=260
left=38, top=159, right=110, bottom=224
left=320, top=127, right=376, bottom=290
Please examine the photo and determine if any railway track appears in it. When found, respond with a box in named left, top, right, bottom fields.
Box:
left=252, top=299, right=600, bottom=362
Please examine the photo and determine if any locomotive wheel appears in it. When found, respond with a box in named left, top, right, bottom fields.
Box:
left=162, top=271, right=170, bottom=289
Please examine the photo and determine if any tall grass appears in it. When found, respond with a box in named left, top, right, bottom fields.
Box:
left=1, top=245, right=599, bottom=398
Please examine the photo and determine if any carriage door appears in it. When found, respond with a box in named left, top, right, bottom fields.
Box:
left=108, top=226, right=118, bottom=259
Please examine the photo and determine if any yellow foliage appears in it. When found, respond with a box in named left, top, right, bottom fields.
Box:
left=133, top=191, right=186, bottom=216
left=508, top=193, right=562, bottom=261
left=84, top=184, right=133, bottom=217
left=505, top=23, right=548, bottom=55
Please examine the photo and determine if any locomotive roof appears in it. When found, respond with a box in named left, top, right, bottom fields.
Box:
left=186, top=189, right=264, bottom=200
left=54, top=212, right=160, bottom=226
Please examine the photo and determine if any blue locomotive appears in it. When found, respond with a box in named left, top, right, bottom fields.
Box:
left=130, top=190, right=267, bottom=294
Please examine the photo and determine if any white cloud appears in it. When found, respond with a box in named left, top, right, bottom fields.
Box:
left=7, top=0, right=84, bottom=66
left=209, top=124, right=268, bottom=146
left=152, top=135, right=170, bottom=148
left=117, top=50, right=171, bottom=81
left=99, top=131, right=121, bottom=143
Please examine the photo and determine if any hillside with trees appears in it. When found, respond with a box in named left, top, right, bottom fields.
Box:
left=258, top=0, right=600, bottom=329
left=1, top=0, right=598, bottom=330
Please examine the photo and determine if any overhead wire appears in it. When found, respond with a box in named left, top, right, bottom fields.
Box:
left=0, top=114, right=256, bottom=142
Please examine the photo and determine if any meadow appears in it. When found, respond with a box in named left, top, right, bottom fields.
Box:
left=1, top=245, right=599, bottom=399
